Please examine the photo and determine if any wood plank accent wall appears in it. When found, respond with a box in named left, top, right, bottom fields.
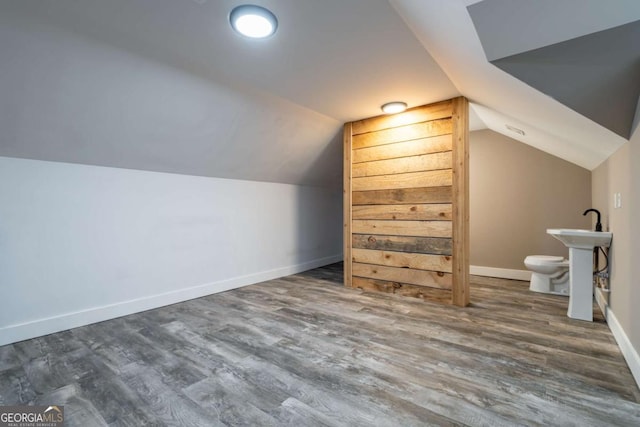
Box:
left=344, top=98, right=470, bottom=306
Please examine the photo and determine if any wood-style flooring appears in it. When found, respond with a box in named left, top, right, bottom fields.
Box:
left=0, top=263, right=639, bottom=426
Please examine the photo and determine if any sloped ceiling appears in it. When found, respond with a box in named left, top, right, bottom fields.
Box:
left=469, top=0, right=640, bottom=139
left=391, top=0, right=639, bottom=170
left=0, top=0, right=457, bottom=187
left=1, top=0, right=638, bottom=186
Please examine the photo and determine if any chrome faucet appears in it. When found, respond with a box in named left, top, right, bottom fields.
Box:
left=583, top=208, right=602, bottom=232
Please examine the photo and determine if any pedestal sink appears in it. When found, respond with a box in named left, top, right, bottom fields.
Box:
left=547, top=229, right=612, bottom=321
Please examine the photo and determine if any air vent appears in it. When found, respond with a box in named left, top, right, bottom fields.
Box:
left=505, top=124, right=525, bottom=136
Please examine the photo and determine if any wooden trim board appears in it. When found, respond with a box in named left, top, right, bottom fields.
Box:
left=352, top=234, right=452, bottom=256
left=351, top=276, right=452, bottom=303
left=352, top=248, right=452, bottom=272
left=352, top=263, right=452, bottom=289
left=352, top=219, right=452, bottom=238
left=343, top=123, right=353, bottom=287
left=352, top=170, right=452, bottom=191
left=352, top=204, right=452, bottom=221
left=352, top=151, right=452, bottom=177
left=451, top=96, right=470, bottom=307
left=352, top=186, right=452, bottom=205
left=352, top=119, right=452, bottom=150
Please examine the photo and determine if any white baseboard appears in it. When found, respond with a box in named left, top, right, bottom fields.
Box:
left=0, top=254, right=342, bottom=347
left=470, top=265, right=532, bottom=281
left=603, top=308, right=640, bottom=389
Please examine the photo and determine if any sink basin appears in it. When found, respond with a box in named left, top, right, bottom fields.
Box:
left=547, top=228, right=612, bottom=250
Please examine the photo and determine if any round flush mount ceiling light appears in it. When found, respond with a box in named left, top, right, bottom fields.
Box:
left=229, top=4, right=278, bottom=39
left=381, top=101, right=407, bottom=114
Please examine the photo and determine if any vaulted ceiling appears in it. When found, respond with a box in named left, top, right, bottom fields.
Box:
left=1, top=0, right=638, bottom=186
left=467, top=0, right=640, bottom=139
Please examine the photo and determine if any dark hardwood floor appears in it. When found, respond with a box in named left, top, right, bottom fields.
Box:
left=1, top=263, right=639, bottom=426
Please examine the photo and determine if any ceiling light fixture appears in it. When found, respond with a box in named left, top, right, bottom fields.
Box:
left=229, top=4, right=278, bottom=39
left=381, top=102, right=407, bottom=114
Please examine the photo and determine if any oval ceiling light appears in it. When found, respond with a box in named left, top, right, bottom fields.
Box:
left=230, top=4, right=278, bottom=39
left=381, top=101, right=407, bottom=114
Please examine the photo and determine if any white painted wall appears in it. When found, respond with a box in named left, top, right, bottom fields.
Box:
left=0, top=7, right=344, bottom=346
left=0, top=157, right=342, bottom=345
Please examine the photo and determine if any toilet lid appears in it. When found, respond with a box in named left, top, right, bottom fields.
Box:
left=528, top=255, right=564, bottom=262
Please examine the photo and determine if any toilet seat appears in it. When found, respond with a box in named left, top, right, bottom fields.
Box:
left=524, top=255, right=568, bottom=267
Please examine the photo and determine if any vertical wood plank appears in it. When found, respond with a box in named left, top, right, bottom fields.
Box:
left=344, top=123, right=353, bottom=288
left=451, top=96, right=470, bottom=307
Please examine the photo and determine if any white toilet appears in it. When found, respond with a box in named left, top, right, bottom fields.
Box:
left=524, top=255, right=570, bottom=296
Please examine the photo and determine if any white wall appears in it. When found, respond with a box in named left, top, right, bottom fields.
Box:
left=0, top=5, right=344, bottom=346
left=0, top=157, right=342, bottom=345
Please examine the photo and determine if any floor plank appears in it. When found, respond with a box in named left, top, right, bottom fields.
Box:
left=0, top=262, right=638, bottom=426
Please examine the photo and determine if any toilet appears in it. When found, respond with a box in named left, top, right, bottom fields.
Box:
left=524, top=255, right=570, bottom=296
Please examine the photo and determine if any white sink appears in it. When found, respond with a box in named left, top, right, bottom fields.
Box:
left=546, top=228, right=612, bottom=322
left=547, top=228, right=612, bottom=250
